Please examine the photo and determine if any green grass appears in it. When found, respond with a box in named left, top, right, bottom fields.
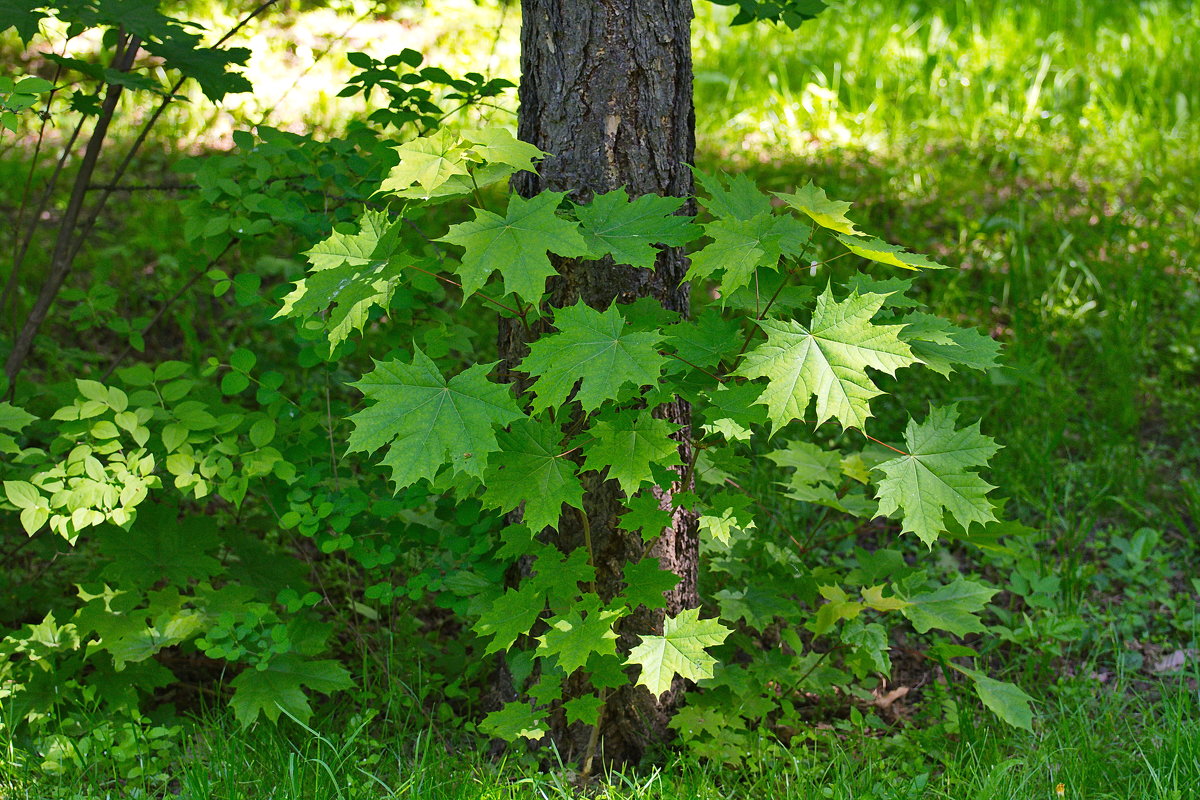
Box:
left=4, top=666, right=1196, bottom=799
left=691, top=0, right=1200, bottom=536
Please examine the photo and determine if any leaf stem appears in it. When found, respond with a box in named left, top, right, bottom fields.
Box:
left=579, top=686, right=608, bottom=782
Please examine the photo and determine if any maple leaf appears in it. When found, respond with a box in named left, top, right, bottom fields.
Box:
left=378, top=129, right=469, bottom=195
left=873, top=405, right=1000, bottom=546
left=621, top=558, right=681, bottom=610
left=536, top=597, right=622, bottom=674
left=625, top=607, right=732, bottom=697
left=900, top=578, right=998, bottom=636
left=692, top=168, right=772, bottom=220
left=437, top=191, right=588, bottom=302
left=229, top=654, right=353, bottom=725
left=473, top=586, right=546, bottom=654
left=617, top=491, right=674, bottom=541
left=836, top=233, right=948, bottom=270
left=574, top=188, right=700, bottom=268
left=897, top=312, right=1001, bottom=377
left=520, top=302, right=666, bottom=413
left=346, top=350, right=523, bottom=488
left=479, top=702, right=547, bottom=741
left=563, top=694, right=605, bottom=725
left=461, top=127, right=545, bottom=173
left=482, top=417, right=583, bottom=532
left=276, top=211, right=409, bottom=345
left=775, top=180, right=862, bottom=236
left=664, top=309, right=741, bottom=368
left=686, top=212, right=810, bottom=295
left=581, top=411, right=681, bottom=495
left=735, top=287, right=916, bottom=430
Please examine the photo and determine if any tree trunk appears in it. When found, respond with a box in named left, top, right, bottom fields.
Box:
left=499, top=0, right=699, bottom=766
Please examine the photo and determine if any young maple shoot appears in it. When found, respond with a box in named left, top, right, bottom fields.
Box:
left=272, top=127, right=1030, bottom=750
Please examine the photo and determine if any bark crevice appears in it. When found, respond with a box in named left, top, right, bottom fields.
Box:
left=498, top=0, right=699, bottom=766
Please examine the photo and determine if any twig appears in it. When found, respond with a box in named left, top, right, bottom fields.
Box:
left=4, top=33, right=142, bottom=394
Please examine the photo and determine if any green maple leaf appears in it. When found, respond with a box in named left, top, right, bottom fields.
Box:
left=687, top=212, right=810, bottom=295
left=461, top=127, right=546, bottom=173
left=574, top=188, right=699, bottom=268
left=664, top=309, right=741, bottom=368
left=874, top=405, right=1000, bottom=546
left=482, top=418, right=583, bottom=532
left=103, top=610, right=205, bottom=670
left=622, top=558, right=681, bottom=610
left=438, top=191, right=588, bottom=302
left=582, top=411, right=681, bottom=495
left=563, top=694, right=605, bottom=726
left=897, top=312, right=1002, bottom=377
left=378, top=129, right=470, bottom=195
left=775, top=181, right=861, bottom=236
left=959, top=666, right=1034, bottom=730
left=302, top=210, right=401, bottom=271
left=527, top=547, right=595, bottom=609
left=843, top=274, right=922, bottom=308
left=536, top=597, right=622, bottom=674
left=473, top=586, right=546, bottom=655
left=626, top=607, right=732, bottom=697
left=736, top=287, right=916, bottom=430
left=479, top=702, right=547, bottom=741
left=277, top=211, right=408, bottom=345
left=96, top=509, right=221, bottom=589
left=715, top=586, right=795, bottom=629
left=836, top=233, right=948, bottom=270
left=229, top=654, right=353, bottom=725
left=900, top=578, right=998, bottom=636
left=617, top=491, right=674, bottom=541
left=699, top=382, right=768, bottom=441
left=692, top=168, right=772, bottom=220
left=520, top=302, right=666, bottom=413
left=767, top=439, right=842, bottom=484
left=347, top=350, right=523, bottom=488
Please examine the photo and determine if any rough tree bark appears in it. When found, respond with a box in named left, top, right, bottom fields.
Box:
left=497, top=0, right=699, bottom=766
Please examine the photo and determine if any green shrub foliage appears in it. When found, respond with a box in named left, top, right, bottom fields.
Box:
left=0, top=0, right=1028, bottom=771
